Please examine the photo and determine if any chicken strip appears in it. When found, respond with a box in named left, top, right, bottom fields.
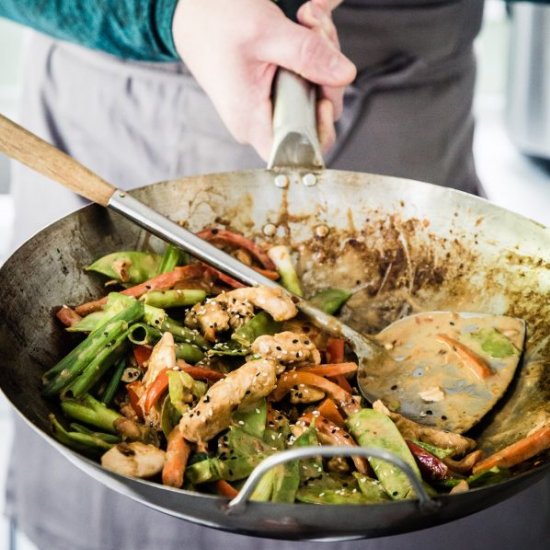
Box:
left=252, top=331, right=321, bottom=367
left=185, top=286, right=296, bottom=341
left=221, top=287, right=297, bottom=321
left=179, top=359, right=278, bottom=442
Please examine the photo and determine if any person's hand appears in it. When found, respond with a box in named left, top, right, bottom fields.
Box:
left=172, top=0, right=356, bottom=160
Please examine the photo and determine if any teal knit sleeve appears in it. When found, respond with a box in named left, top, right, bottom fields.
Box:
left=0, top=0, right=180, bottom=61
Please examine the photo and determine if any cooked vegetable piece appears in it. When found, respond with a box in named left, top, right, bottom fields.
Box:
left=406, top=440, right=450, bottom=480
left=467, top=466, right=510, bottom=487
left=144, top=304, right=208, bottom=349
left=410, top=440, right=454, bottom=460
left=271, top=461, right=300, bottom=503
left=128, top=324, right=161, bottom=346
left=232, top=311, right=281, bottom=347
left=185, top=454, right=260, bottom=484
left=75, top=265, right=205, bottom=316
left=50, top=414, right=115, bottom=454
left=168, top=369, right=200, bottom=411
left=372, top=400, right=476, bottom=456
left=162, top=427, right=191, bottom=488
left=56, top=305, right=82, bottom=328
left=100, top=356, right=126, bottom=405
left=228, top=427, right=274, bottom=458
left=43, top=298, right=143, bottom=395
left=472, top=426, right=550, bottom=473
left=157, top=244, right=186, bottom=275
left=352, top=473, right=390, bottom=501
left=67, top=328, right=130, bottom=398
left=141, top=289, right=206, bottom=309
left=272, top=371, right=359, bottom=416
left=86, top=251, right=162, bottom=284
left=250, top=468, right=277, bottom=502
left=143, top=369, right=170, bottom=413
left=437, top=334, right=494, bottom=379
left=68, top=423, right=121, bottom=444
left=216, top=480, right=239, bottom=498
left=297, top=363, right=357, bottom=377
left=176, top=362, right=225, bottom=382
left=174, top=343, right=205, bottom=364
left=267, top=245, right=303, bottom=296
left=208, top=340, right=249, bottom=357
left=467, top=328, right=519, bottom=358
left=161, top=395, right=183, bottom=438
left=292, top=426, right=323, bottom=481
left=317, top=398, right=346, bottom=428
left=232, top=399, right=267, bottom=439
left=346, top=408, right=422, bottom=500
left=309, top=288, right=352, bottom=315
left=296, top=473, right=376, bottom=505
left=61, top=394, right=123, bottom=433
left=196, top=228, right=275, bottom=270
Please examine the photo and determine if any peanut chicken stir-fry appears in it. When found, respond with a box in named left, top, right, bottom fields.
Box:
left=44, top=233, right=549, bottom=504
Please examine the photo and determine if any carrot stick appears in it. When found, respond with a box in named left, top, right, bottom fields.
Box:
left=332, top=375, right=354, bottom=393
left=437, top=334, right=493, bottom=379
left=143, top=369, right=169, bottom=413
left=317, top=398, right=346, bottom=428
left=472, top=426, right=550, bottom=473
left=272, top=371, right=359, bottom=416
left=196, top=228, right=275, bottom=270
left=56, top=305, right=82, bottom=327
left=75, top=265, right=205, bottom=315
left=176, top=360, right=225, bottom=381
left=297, top=363, right=358, bottom=377
left=326, top=338, right=345, bottom=363
left=202, top=266, right=246, bottom=289
left=162, top=428, right=191, bottom=488
left=216, top=480, right=239, bottom=499
left=133, top=345, right=152, bottom=368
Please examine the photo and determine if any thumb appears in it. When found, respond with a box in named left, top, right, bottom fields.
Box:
left=258, top=18, right=356, bottom=87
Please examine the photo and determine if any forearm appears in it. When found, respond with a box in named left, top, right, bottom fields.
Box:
left=0, top=0, right=179, bottom=61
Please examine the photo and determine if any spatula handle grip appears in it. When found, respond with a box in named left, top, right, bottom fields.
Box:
left=0, top=113, right=115, bottom=206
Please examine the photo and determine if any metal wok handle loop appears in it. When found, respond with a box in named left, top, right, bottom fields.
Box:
left=226, top=445, right=439, bottom=514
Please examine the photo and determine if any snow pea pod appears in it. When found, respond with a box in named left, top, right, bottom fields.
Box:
left=50, top=414, right=114, bottom=455
left=346, top=408, right=421, bottom=500
left=309, top=288, right=352, bottom=315
left=86, top=251, right=162, bottom=284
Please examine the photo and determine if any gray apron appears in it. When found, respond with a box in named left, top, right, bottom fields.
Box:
left=5, top=1, right=549, bottom=549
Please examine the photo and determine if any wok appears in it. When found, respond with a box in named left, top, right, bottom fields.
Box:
left=0, top=168, right=549, bottom=540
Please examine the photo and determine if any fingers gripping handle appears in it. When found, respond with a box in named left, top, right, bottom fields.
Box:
left=0, top=114, right=116, bottom=207
left=268, top=1, right=324, bottom=170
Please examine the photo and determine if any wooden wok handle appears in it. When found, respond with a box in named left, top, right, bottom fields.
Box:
left=0, top=114, right=115, bottom=207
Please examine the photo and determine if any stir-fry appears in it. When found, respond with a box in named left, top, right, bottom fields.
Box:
left=44, top=229, right=550, bottom=503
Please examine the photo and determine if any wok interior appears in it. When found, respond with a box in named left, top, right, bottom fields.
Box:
left=1, top=169, right=549, bottom=485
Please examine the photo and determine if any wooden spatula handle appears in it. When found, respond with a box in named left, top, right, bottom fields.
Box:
left=0, top=113, right=115, bottom=206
